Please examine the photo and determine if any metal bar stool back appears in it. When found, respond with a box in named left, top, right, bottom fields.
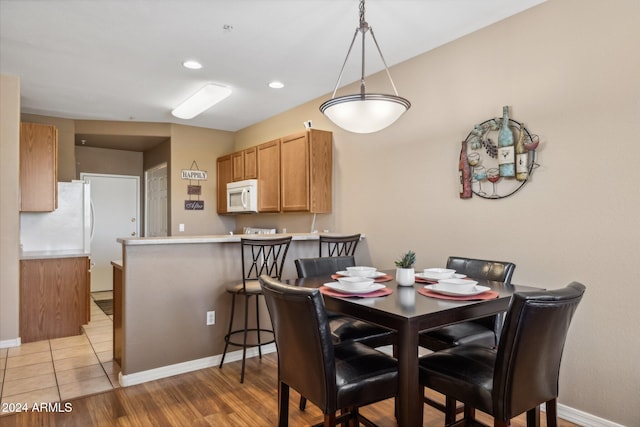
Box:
left=219, top=236, right=292, bottom=383
left=319, top=234, right=361, bottom=257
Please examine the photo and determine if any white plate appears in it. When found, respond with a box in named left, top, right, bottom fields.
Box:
left=324, top=282, right=386, bottom=294
left=423, top=284, right=490, bottom=297
left=415, top=272, right=467, bottom=280
left=336, top=270, right=386, bottom=279
left=438, top=278, right=478, bottom=286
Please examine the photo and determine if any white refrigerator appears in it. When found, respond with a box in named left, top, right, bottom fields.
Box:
left=20, top=180, right=92, bottom=254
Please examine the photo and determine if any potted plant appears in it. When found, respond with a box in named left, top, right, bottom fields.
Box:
left=395, top=250, right=416, bottom=286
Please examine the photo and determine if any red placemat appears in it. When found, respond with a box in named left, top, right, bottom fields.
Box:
left=320, top=286, right=393, bottom=298
left=417, top=287, right=499, bottom=301
left=331, top=274, right=393, bottom=283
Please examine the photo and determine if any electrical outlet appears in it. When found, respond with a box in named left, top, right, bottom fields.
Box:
left=179, top=223, right=185, bottom=232
left=206, top=311, right=215, bottom=325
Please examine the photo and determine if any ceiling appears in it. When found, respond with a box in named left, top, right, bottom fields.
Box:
left=1, top=0, right=545, bottom=150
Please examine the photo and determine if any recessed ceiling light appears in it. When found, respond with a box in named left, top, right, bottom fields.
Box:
left=171, top=83, right=232, bottom=119
left=269, top=81, right=284, bottom=89
left=182, top=60, right=203, bottom=70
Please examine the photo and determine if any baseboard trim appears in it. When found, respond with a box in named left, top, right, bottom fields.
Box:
left=119, top=343, right=276, bottom=387
left=0, top=337, right=21, bottom=349
left=555, top=403, right=626, bottom=427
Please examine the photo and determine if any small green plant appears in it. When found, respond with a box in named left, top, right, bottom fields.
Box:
left=395, top=250, right=416, bottom=268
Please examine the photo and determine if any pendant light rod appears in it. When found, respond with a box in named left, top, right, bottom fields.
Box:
left=328, top=0, right=401, bottom=99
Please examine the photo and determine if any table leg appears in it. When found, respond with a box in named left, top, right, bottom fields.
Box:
left=396, top=321, right=422, bottom=427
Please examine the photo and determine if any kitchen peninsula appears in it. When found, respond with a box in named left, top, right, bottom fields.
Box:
left=116, top=233, right=370, bottom=387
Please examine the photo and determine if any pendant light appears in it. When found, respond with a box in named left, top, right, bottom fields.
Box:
left=320, top=0, right=410, bottom=134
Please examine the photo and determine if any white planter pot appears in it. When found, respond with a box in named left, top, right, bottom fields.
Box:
left=396, top=267, right=415, bottom=286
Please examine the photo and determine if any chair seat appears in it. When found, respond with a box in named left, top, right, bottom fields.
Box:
left=226, top=280, right=262, bottom=294
left=330, top=316, right=395, bottom=348
left=419, top=322, right=495, bottom=351
left=419, top=345, right=496, bottom=415
left=333, top=342, right=398, bottom=409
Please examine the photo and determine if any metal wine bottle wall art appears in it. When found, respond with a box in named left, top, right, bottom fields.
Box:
left=459, top=106, right=540, bottom=200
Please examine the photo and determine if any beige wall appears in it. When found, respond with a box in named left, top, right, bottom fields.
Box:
left=169, top=124, right=235, bottom=235
left=234, top=1, right=640, bottom=425
left=0, top=74, right=21, bottom=344
left=76, top=146, right=143, bottom=177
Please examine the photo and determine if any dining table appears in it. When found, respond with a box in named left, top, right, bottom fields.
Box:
left=287, top=270, right=539, bottom=427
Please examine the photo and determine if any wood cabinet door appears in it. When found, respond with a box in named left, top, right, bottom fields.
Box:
left=20, top=257, right=89, bottom=343
left=216, top=155, right=232, bottom=214
left=231, top=151, right=244, bottom=181
left=257, top=139, right=281, bottom=212
left=243, top=147, right=258, bottom=179
left=308, top=129, right=333, bottom=213
left=281, top=132, right=310, bottom=212
left=20, top=122, right=58, bottom=212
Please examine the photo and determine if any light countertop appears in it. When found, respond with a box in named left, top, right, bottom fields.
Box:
left=20, top=249, right=91, bottom=260
left=117, top=232, right=350, bottom=246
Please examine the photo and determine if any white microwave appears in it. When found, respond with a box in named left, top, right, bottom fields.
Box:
left=226, top=179, right=258, bottom=213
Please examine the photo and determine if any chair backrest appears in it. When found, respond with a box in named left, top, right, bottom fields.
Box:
left=319, top=234, right=361, bottom=257
left=446, top=256, right=516, bottom=284
left=295, top=256, right=356, bottom=278
left=241, top=236, right=292, bottom=285
left=259, top=275, right=336, bottom=412
left=493, top=282, right=585, bottom=421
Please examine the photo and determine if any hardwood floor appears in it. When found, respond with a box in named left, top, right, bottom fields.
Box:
left=1, top=353, right=580, bottom=426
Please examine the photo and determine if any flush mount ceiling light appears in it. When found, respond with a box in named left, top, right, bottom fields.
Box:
left=171, top=83, right=232, bottom=119
left=319, top=0, right=410, bottom=134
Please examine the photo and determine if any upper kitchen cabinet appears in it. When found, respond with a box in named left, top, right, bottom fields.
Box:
left=216, top=154, right=232, bottom=214
left=232, top=146, right=257, bottom=182
left=257, top=138, right=281, bottom=213
left=216, top=129, right=333, bottom=214
left=20, top=122, right=58, bottom=212
left=281, top=129, right=332, bottom=213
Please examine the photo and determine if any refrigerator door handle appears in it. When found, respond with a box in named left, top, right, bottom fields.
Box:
left=90, top=201, right=95, bottom=240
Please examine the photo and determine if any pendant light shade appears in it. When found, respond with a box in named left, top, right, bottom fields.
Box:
left=320, top=0, right=410, bottom=134
left=320, top=93, right=410, bottom=134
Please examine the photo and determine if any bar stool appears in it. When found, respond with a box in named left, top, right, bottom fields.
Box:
left=219, top=236, right=292, bottom=383
left=319, top=233, right=360, bottom=257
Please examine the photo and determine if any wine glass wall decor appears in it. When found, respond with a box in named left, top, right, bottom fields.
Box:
left=458, top=106, right=540, bottom=200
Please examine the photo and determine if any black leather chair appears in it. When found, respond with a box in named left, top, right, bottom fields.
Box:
left=318, top=233, right=360, bottom=257
left=419, top=256, right=516, bottom=422
left=419, top=282, right=585, bottom=427
left=219, top=236, right=292, bottom=383
left=259, top=275, right=398, bottom=427
left=294, top=256, right=396, bottom=411
left=420, top=256, right=516, bottom=351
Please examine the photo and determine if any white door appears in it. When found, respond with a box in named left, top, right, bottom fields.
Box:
left=145, top=163, right=168, bottom=237
left=81, top=173, right=140, bottom=292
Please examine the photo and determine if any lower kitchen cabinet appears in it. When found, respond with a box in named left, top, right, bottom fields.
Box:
left=20, top=256, right=90, bottom=343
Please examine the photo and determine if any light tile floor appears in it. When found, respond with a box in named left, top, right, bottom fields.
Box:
left=0, top=292, right=118, bottom=414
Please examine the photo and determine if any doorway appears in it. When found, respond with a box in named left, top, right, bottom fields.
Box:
left=81, top=173, right=140, bottom=292
left=145, top=163, right=168, bottom=237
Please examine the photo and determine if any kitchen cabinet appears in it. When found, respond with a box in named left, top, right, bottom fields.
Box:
left=20, top=122, right=58, bottom=212
left=231, top=146, right=258, bottom=182
left=281, top=129, right=332, bottom=213
left=257, top=139, right=281, bottom=212
left=20, top=256, right=90, bottom=343
left=216, top=154, right=232, bottom=214
left=112, top=261, right=123, bottom=366
left=216, top=129, right=332, bottom=214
